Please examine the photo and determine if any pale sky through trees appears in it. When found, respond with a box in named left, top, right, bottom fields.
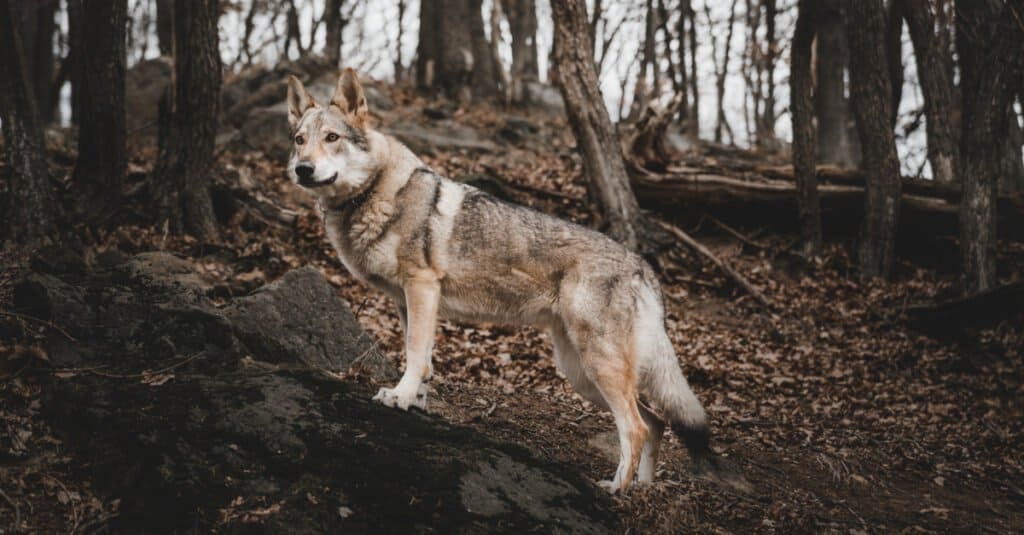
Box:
left=106, top=0, right=933, bottom=176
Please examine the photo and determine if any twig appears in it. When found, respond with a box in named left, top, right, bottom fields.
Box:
left=0, top=310, right=78, bottom=342
left=707, top=215, right=770, bottom=251
left=52, top=352, right=203, bottom=379
left=0, top=487, right=20, bottom=533
left=655, top=219, right=773, bottom=310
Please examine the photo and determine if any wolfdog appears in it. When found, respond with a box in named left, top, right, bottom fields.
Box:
left=285, top=69, right=717, bottom=493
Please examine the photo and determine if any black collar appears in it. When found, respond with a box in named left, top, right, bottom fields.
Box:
left=321, top=168, right=383, bottom=212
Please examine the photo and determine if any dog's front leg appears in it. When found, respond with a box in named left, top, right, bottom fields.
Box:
left=374, top=274, right=439, bottom=410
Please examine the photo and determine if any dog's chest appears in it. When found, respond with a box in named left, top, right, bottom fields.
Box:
left=322, top=206, right=401, bottom=286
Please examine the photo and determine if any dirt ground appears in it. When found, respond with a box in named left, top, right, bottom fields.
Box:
left=1, top=91, right=1023, bottom=533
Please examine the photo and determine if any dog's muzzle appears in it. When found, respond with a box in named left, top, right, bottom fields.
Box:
left=298, top=173, right=339, bottom=188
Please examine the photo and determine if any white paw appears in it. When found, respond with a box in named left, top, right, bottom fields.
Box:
left=372, top=386, right=427, bottom=411
left=597, top=480, right=620, bottom=494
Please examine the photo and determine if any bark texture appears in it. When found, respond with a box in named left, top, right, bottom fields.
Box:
left=416, top=0, right=499, bottom=100
left=324, top=0, right=346, bottom=66
left=899, top=0, right=959, bottom=185
left=790, top=0, right=821, bottom=256
left=0, top=0, right=58, bottom=245
left=156, top=0, right=172, bottom=56
left=70, top=0, right=128, bottom=218
left=550, top=0, right=641, bottom=250
left=501, top=0, right=539, bottom=103
left=845, top=0, right=903, bottom=279
left=814, top=7, right=857, bottom=168
left=956, top=0, right=1022, bottom=294
left=15, top=0, right=58, bottom=123
left=152, top=0, right=221, bottom=241
left=885, top=0, right=904, bottom=127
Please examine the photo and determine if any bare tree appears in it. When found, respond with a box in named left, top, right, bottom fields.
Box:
left=156, top=0, right=172, bottom=56
left=324, top=0, right=347, bottom=66
left=759, top=0, right=778, bottom=149
left=815, top=6, right=857, bottom=167
left=686, top=1, right=700, bottom=137
left=956, top=0, right=1023, bottom=294
left=501, top=0, right=539, bottom=103
left=707, top=0, right=739, bottom=144
left=885, top=0, right=904, bottom=127
left=1002, top=96, right=1024, bottom=193
left=550, top=0, right=641, bottom=250
left=14, top=0, right=58, bottom=123
left=69, top=0, right=127, bottom=218
left=0, top=0, right=58, bottom=245
left=791, top=0, right=821, bottom=256
left=416, top=0, right=500, bottom=100
left=899, top=0, right=959, bottom=185
left=846, top=0, right=903, bottom=279
left=152, top=0, right=221, bottom=240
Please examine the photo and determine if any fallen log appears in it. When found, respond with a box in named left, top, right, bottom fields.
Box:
left=905, top=280, right=1024, bottom=337
left=631, top=169, right=1024, bottom=240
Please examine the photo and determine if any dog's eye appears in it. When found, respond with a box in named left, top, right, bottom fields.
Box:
left=295, top=135, right=305, bottom=145
left=325, top=133, right=340, bottom=143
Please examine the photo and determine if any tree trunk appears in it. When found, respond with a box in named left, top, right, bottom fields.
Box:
left=156, top=0, right=172, bottom=56
left=709, top=0, right=739, bottom=144
left=550, top=0, right=640, bottom=250
left=899, top=0, right=959, bottom=185
left=670, top=0, right=691, bottom=128
left=956, top=0, right=1021, bottom=294
left=416, top=0, right=498, bottom=100
left=885, top=0, right=904, bottom=127
left=0, top=0, right=58, bottom=246
left=686, top=2, right=700, bottom=137
left=152, top=0, right=220, bottom=241
left=501, top=0, right=538, bottom=104
left=70, top=0, right=127, bottom=219
left=1000, top=97, right=1024, bottom=193
left=791, top=0, right=821, bottom=256
left=845, top=0, right=903, bottom=280
left=285, top=0, right=305, bottom=57
left=815, top=7, right=856, bottom=167
left=16, top=0, right=58, bottom=124
left=324, top=0, right=346, bottom=66
left=760, top=0, right=778, bottom=150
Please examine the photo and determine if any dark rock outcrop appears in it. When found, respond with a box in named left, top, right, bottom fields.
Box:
left=14, top=250, right=615, bottom=533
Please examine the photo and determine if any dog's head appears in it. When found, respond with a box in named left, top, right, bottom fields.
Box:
left=286, top=69, right=377, bottom=197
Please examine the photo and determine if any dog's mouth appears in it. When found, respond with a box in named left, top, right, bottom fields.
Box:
left=298, top=173, right=338, bottom=188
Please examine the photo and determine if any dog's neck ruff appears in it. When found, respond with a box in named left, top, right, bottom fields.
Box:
left=320, top=168, right=384, bottom=212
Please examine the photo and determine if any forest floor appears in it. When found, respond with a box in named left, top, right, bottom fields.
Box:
left=2, top=84, right=1023, bottom=533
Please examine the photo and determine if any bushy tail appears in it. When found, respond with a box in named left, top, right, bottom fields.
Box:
left=645, top=336, right=752, bottom=491
left=645, top=343, right=714, bottom=463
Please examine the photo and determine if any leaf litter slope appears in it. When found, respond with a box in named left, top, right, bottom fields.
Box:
left=2, top=86, right=1022, bottom=533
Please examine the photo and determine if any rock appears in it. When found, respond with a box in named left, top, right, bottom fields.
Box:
left=237, top=104, right=291, bottom=159
left=498, top=116, right=541, bottom=145
left=13, top=252, right=389, bottom=377
left=523, top=81, right=565, bottom=115
left=47, top=371, right=614, bottom=533
left=20, top=250, right=615, bottom=532
left=382, top=120, right=498, bottom=155
left=224, top=267, right=391, bottom=379
left=124, top=58, right=172, bottom=142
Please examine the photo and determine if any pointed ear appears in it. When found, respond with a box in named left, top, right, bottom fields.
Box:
left=331, top=68, right=369, bottom=127
left=287, top=75, right=316, bottom=128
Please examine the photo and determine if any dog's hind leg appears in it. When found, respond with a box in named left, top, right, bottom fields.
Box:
left=568, top=331, right=647, bottom=493
left=637, top=403, right=665, bottom=484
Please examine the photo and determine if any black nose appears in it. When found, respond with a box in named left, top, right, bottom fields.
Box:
left=295, top=163, right=315, bottom=181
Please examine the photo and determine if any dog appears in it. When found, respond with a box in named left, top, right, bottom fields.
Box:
left=285, top=69, right=716, bottom=493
